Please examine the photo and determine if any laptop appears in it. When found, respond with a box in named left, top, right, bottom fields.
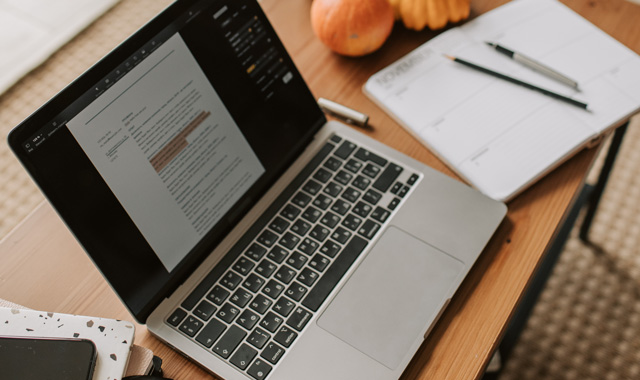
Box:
left=8, top=0, right=507, bottom=379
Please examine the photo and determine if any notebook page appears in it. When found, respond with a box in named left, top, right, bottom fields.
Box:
left=0, top=0, right=120, bottom=94
left=364, top=0, right=640, bottom=201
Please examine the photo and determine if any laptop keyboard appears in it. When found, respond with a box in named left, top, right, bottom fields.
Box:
left=166, top=134, right=420, bottom=379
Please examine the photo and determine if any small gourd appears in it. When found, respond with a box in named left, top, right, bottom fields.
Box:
left=389, top=0, right=471, bottom=31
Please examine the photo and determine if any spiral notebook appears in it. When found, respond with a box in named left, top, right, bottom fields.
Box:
left=364, top=0, right=640, bottom=201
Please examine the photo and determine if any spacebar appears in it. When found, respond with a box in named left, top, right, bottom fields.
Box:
left=302, top=235, right=368, bottom=312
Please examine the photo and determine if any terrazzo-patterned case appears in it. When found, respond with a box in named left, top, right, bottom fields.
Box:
left=0, top=307, right=135, bottom=380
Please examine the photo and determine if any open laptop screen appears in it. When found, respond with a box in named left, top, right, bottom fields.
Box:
left=8, top=0, right=325, bottom=321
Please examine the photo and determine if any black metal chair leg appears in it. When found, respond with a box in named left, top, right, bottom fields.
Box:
left=579, top=121, right=629, bottom=242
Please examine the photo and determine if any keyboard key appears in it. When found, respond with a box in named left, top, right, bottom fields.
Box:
left=354, top=147, right=388, bottom=167
left=243, top=273, right=266, bottom=293
left=309, top=254, right=331, bottom=272
left=207, top=285, right=230, bottom=305
left=320, top=212, right=340, bottom=228
left=230, top=288, right=253, bottom=308
left=297, top=238, right=319, bottom=255
left=341, top=187, right=361, bottom=203
left=179, top=316, right=203, bottom=337
left=286, top=251, right=308, bottom=269
left=330, top=135, right=342, bottom=143
left=250, top=294, right=273, bottom=314
left=255, top=259, right=277, bottom=278
left=267, top=246, right=289, bottom=264
left=352, top=175, right=371, bottom=190
left=297, top=268, right=320, bottom=287
left=291, top=219, right=311, bottom=236
left=301, top=206, right=322, bottom=223
left=291, top=192, right=312, bottom=208
left=390, top=182, right=402, bottom=194
left=302, top=179, right=322, bottom=195
left=167, top=308, right=187, bottom=326
left=194, top=300, right=217, bottom=321
left=280, top=204, right=301, bottom=221
left=274, top=326, right=298, bottom=348
left=331, top=227, right=352, bottom=244
left=261, top=342, right=286, bottom=364
left=352, top=201, right=372, bottom=218
left=362, top=163, right=381, bottom=178
left=213, top=325, right=246, bottom=359
left=371, top=207, right=390, bottom=223
left=260, top=311, right=285, bottom=333
left=216, top=303, right=240, bottom=324
left=237, top=309, right=260, bottom=330
left=372, top=163, right=403, bottom=192
left=268, top=217, right=290, bottom=234
left=312, top=194, right=332, bottom=210
left=323, top=181, right=343, bottom=197
left=273, top=297, right=296, bottom=317
left=286, top=307, right=313, bottom=332
left=302, top=236, right=368, bottom=311
left=398, top=185, right=410, bottom=198
left=358, top=219, right=381, bottom=240
left=247, top=327, right=271, bottom=349
left=313, top=167, right=333, bottom=183
left=362, top=189, right=382, bottom=205
left=334, top=140, right=357, bottom=159
left=285, top=282, right=308, bottom=301
left=245, top=243, right=267, bottom=261
left=257, top=230, right=278, bottom=248
left=230, top=343, right=258, bottom=370
left=342, top=213, right=362, bottom=231
left=309, top=225, right=330, bottom=242
left=195, top=318, right=226, bottom=348
left=275, top=265, right=296, bottom=284
left=233, top=257, right=255, bottom=276
left=388, top=197, right=401, bottom=210
left=320, top=240, right=341, bottom=258
left=279, top=232, right=300, bottom=250
left=344, top=158, right=363, bottom=173
left=323, top=156, right=342, bottom=171
left=262, top=280, right=285, bottom=299
left=407, top=173, right=419, bottom=185
left=220, top=271, right=243, bottom=291
left=334, top=170, right=353, bottom=185
left=331, top=199, right=351, bottom=215
left=247, top=358, right=272, bottom=380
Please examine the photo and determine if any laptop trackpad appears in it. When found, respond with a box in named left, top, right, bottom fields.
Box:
left=317, top=226, right=464, bottom=370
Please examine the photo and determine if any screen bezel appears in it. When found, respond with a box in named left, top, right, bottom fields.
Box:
left=8, top=0, right=326, bottom=323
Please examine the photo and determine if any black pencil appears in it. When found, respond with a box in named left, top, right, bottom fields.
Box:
left=444, top=55, right=589, bottom=110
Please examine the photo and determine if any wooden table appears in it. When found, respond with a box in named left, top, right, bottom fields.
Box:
left=1, top=0, right=639, bottom=379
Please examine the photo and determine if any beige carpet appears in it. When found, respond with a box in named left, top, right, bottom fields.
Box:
left=1, top=1, right=640, bottom=379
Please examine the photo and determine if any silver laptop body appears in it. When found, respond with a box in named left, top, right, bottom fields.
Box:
left=148, top=122, right=506, bottom=380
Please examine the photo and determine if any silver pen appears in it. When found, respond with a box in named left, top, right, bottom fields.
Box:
left=486, top=42, right=580, bottom=90
left=317, top=98, right=370, bottom=128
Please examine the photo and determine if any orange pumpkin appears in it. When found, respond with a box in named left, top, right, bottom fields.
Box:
left=311, top=0, right=395, bottom=57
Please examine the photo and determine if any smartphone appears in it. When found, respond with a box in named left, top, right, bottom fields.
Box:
left=0, top=336, right=97, bottom=380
